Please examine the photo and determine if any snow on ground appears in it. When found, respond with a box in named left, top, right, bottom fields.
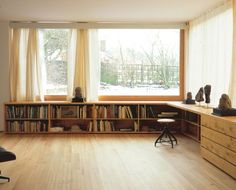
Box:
left=99, top=85, right=179, bottom=96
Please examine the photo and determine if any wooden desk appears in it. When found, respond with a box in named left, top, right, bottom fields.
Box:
left=167, top=101, right=236, bottom=179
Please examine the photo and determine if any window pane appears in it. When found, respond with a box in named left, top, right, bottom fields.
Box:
left=98, top=29, right=180, bottom=96
left=40, top=29, right=69, bottom=95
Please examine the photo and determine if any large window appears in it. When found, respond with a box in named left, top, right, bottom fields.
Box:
left=10, top=26, right=184, bottom=102
left=98, top=29, right=181, bottom=97
left=39, top=29, right=70, bottom=95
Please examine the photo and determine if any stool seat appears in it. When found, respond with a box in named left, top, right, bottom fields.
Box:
left=155, top=118, right=177, bottom=148
left=157, top=118, right=175, bottom=123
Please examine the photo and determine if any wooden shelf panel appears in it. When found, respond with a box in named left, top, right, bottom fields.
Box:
left=5, top=132, right=49, bottom=134
left=6, top=118, right=48, bottom=121
left=183, top=120, right=199, bottom=126
left=182, top=132, right=200, bottom=142
left=96, top=118, right=138, bottom=120
left=50, top=118, right=93, bottom=120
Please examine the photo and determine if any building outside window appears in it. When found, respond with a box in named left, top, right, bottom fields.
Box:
left=98, top=29, right=180, bottom=96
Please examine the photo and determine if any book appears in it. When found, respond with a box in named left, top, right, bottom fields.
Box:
left=149, top=106, right=156, bottom=118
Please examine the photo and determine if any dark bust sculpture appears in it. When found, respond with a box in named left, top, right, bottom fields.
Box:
left=204, top=85, right=211, bottom=104
left=195, top=87, right=204, bottom=103
left=183, top=92, right=195, bottom=104
left=218, top=94, right=232, bottom=110
left=212, top=94, right=236, bottom=116
left=187, top=92, right=192, bottom=100
left=72, top=87, right=85, bottom=102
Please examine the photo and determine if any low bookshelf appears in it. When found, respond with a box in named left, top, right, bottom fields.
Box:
left=4, top=101, right=183, bottom=134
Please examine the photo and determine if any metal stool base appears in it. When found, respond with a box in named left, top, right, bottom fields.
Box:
left=154, top=126, right=177, bottom=148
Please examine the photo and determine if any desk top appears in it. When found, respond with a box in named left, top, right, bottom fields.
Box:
left=167, top=101, right=236, bottom=124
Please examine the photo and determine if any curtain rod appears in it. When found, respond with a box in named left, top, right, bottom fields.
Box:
left=9, top=21, right=188, bottom=29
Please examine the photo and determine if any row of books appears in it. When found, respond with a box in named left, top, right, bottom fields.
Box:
left=6, top=121, right=48, bottom=132
left=95, top=105, right=137, bottom=119
left=94, top=120, right=115, bottom=132
left=93, top=120, right=139, bottom=132
left=7, top=106, right=48, bottom=119
left=51, top=105, right=92, bottom=119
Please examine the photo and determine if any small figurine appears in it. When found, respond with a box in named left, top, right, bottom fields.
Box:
left=218, top=94, right=232, bottom=110
left=183, top=92, right=195, bottom=104
left=187, top=92, right=192, bottom=100
left=204, top=85, right=211, bottom=104
left=72, top=87, right=85, bottom=102
left=195, top=87, right=204, bottom=103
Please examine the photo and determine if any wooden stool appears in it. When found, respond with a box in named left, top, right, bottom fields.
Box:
left=154, top=118, right=177, bottom=148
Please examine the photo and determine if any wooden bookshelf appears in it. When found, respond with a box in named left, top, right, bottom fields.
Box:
left=4, top=101, right=183, bottom=134
left=181, top=110, right=201, bottom=142
left=4, top=103, right=48, bottom=133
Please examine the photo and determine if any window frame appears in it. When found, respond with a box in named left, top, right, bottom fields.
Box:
left=98, top=29, right=185, bottom=101
left=41, top=30, right=185, bottom=102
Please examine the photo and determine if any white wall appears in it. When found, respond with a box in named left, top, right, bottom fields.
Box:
left=0, top=21, right=10, bottom=131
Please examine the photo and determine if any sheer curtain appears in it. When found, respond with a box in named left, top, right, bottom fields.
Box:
left=187, top=1, right=233, bottom=106
left=10, top=28, right=44, bottom=101
left=9, top=28, right=20, bottom=101
left=67, top=29, right=88, bottom=100
left=230, top=0, right=236, bottom=107
left=86, top=29, right=100, bottom=101
left=67, top=29, right=100, bottom=101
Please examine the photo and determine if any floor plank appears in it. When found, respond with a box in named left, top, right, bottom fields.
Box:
left=0, top=134, right=235, bottom=190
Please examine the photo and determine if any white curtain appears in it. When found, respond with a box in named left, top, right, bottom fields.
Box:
left=67, top=29, right=100, bottom=101
left=10, top=28, right=44, bottom=101
left=229, top=0, right=236, bottom=107
left=9, top=28, right=21, bottom=101
left=187, top=1, right=233, bottom=106
left=67, top=29, right=88, bottom=100
left=86, top=29, right=100, bottom=101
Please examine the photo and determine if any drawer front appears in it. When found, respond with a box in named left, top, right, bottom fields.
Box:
left=201, top=137, right=236, bottom=166
left=201, top=147, right=236, bottom=179
left=201, top=115, right=236, bottom=138
left=201, top=126, right=236, bottom=152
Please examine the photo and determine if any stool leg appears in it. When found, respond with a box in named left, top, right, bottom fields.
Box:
left=154, top=128, right=166, bottom=146
left=169, top=132, right=177, bottom=144
left=165, top=130, right=174, bottom=148
left=166, top=127, right=177, bottom=144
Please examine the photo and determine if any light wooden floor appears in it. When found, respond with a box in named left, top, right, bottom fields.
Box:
left=0, top=134, right=235, bottom=190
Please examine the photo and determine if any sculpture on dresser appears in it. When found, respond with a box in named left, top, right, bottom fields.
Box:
left=195, top=87, right=204, bottom=105
left=72, top=87, right=85, bottom=102
left=218, top=94, right=232, bottom=110
left=183, top=92, right=195, bottom=104
left=187, top=92, right=192, bottom=100
left=204, top=85, right=211, bottom=104
left=204, top=85, right=211, bottom=108
left=212, top=94, right=236, bottom=116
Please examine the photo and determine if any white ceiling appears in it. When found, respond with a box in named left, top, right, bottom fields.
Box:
left=0, top=0, right=227, bottom=22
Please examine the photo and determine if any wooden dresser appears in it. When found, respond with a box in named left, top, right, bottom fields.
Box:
left=201, top=114, right=236, bottom=179
left=169, top=102, right=236, bottom=179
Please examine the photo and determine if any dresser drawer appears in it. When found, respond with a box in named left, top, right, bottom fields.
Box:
left=201, top=115, right=236, bottom=138
left=201, top=126, right=236, bottom=152
left=201, top=137, right=236, bottom=166
left=201, top=147, right=236, bottom=179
